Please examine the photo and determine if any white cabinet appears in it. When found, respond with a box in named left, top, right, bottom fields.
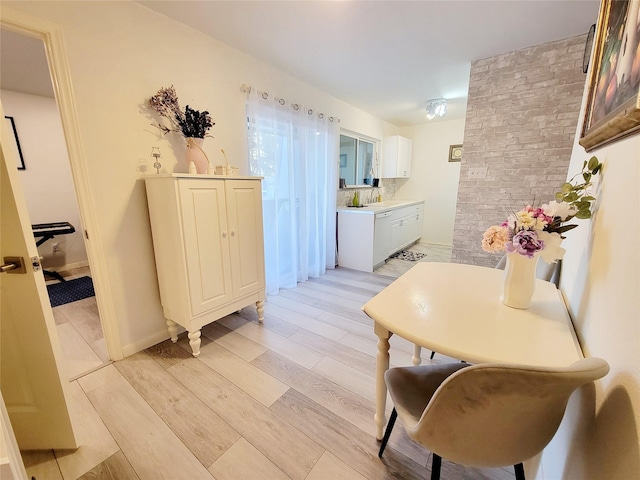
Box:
left=382, top=135, right=412, bottom=178
left=337, top=201, right=423, bottom=272
left=145, top=175, right=265, bottom=357
left=390, top=203, right=424, bottom=253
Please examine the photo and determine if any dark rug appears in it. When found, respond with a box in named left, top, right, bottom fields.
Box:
left=47, top=276, right=95, bottom=307
left=390, top=250, right=426, bottom=262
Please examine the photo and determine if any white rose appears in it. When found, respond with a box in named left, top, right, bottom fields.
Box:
left=537, top=231, right=565, bottom=263
left=542, top=201, right=577, bottom=221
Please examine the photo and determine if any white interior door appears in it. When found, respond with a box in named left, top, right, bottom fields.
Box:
left=0, top=105, right=77, bottom=449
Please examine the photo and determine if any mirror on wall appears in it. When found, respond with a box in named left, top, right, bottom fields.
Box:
left=339, top=133, right=378, bottom=187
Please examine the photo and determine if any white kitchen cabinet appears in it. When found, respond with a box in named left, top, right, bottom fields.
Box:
left=337, top=201, right=423, bottom=272
left=382, top=135, right=412, bottom=178
left=145, top=175, right=265, bottom=357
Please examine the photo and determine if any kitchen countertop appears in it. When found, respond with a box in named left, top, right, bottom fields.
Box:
left=336, top=199, right=423, bottom=214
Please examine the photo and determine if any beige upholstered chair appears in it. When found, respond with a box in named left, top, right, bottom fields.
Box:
left=378, top=358, right=609, bottom=480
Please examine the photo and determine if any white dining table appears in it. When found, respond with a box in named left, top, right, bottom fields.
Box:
left=363, top=262, right=583, bottom=440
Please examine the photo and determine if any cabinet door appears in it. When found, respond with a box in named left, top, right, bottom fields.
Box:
left=179, top=180, right=233, bottom=316
left=225, top=180, right=266, bottom=298
left=397, top=136, right=412, bottom=177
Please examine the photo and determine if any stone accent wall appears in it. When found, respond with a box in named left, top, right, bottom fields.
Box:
left=451, top=34, right=587, bottom=267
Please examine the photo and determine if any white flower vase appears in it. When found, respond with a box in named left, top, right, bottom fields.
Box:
left=501, top=252, right=540, bottom=309
left=186, top=137, right=209, bottom=174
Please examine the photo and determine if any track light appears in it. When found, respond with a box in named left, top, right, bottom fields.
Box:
left=426, top=98, right=447, bottom=120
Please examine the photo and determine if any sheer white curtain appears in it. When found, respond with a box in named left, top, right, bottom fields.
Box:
left=246, top=89, right=338, bottom=295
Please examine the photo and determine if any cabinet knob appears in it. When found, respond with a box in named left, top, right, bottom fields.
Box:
left=231, top=231, right=236, bottom=237
left=222, top=232, right=227, bottom=238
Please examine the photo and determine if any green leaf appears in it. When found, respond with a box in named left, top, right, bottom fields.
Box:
left=583, top=172, right=591, bottom=182
left=555, top=192, right=564, bottom=201
left=575, top=209, right=592, bottom=219
left=561, top=183, right=573, bottom=193
left=565, top=192, right=579, bottom=202
left=555, top=224, right=578, bottom=234
left=582, top=196, right=595, bottom=201
left=588, top=156, right=600, bottom=171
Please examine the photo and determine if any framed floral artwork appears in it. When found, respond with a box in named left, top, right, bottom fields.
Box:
left=579, top=0, right=640, bottom=152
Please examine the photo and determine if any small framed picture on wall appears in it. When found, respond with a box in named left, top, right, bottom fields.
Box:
left=448, top=144, right=463, bottom=162
left=4, top=116, right=26, bottom=170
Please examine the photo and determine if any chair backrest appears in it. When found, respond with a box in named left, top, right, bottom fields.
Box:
left=495, top=255, right=561, bottom=286
left=409, top=358, right=609, bottom=467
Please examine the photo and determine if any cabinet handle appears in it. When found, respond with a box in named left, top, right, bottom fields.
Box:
left=222, top=232, right=227, bottom=238
left=231, top=231, right=236, bottom=237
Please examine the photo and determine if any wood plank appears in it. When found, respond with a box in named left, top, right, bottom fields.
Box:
left=168, top=358, right=323, bottom=480
left=270, top=388, right=427, bottom=480
left=54, top=381, right=119, bottom=480
left=252, top=350, right=377, bottom=436
left=218, top=313, right=324, bottom=369
left=261, top=301, right=349, bottom=342
left=114, top=351, right=240, bottom=468
left=208, top=438, right=289, bottom=480
left=289, top=328, right=377, bottom=377
left=56, top=323, right=105, bottom=379
left=86, top=375, right=213, bottom=479
left=196, top=342, right=289, bottom=407
left=265, top=293, right=325, bottom=319
left=77, top=451, right=139, bottom=480
left=144, top=339, right=192, bottom=370
left=200, top=321, right=266, bottom=361
left=237, top=306, right=301, bottom=337
left=22, top=450, right=63, bottom=480
left=305, top=451, right=367, bottom=480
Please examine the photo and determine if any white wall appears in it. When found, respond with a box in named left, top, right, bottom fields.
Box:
left=539, top=72, right=640, bottom=479
left=0, top=89, right=87, bottom=269
left=397, top=119, right=464, bottom=245
left=3, top=1, right=397, bottom=355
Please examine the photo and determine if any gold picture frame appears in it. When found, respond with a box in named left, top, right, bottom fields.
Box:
left=579, top=0, right=640, bottom=152
left=448, top=144, right=463, bottom=162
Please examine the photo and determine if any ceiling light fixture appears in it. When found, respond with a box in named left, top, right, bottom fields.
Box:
left=426, top=98, right=447, bottom=120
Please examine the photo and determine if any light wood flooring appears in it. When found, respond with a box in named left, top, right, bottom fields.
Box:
left=24, top=243, right=516, bottom=480
left=48, top=267, right=111, bottom=380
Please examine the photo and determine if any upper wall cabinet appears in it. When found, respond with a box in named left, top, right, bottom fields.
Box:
left=381, top=135, right=412, bottom=178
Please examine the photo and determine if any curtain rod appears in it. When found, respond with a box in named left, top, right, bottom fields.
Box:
left=241, top=84, right=340, bottom=123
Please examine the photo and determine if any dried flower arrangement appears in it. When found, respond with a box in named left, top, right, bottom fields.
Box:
left=147, top=85, right=214, bottom=139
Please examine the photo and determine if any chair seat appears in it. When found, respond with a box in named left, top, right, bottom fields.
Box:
left=385, top=363, right=469, bottom=424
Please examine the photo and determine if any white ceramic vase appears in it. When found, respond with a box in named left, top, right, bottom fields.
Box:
left=501, top=252, right=540, bottom=309
left=185, top=137, right=209, bottom=174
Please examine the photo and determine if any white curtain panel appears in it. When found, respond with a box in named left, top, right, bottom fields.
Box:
left=246, top=89, right=338, bottom=295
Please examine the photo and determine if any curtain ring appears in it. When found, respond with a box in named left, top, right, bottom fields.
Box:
left=307, top=109, right=313, bottom=115
left=319, top=113, right=324, bottom=119
left=329, top=116, right=334, bottom=122
left=292, top=103, right=299, bottom=110
left=261, top=92, right=269, bottom=100
left=278, top=98, right=285, bottom=105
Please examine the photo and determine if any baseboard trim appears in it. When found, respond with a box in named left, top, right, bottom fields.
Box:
left=121, top=325, right=185, bottom=357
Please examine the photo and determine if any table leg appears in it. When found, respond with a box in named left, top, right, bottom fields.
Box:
left=374, top=322, right=392, bottom=440
left=413, top=344, right=422, bottom=366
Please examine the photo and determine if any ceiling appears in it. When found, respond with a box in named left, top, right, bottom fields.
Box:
left=1, top=1, right=600, bottom=127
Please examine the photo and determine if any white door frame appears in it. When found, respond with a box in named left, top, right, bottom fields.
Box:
left=1, top=8, right=123, bottom=361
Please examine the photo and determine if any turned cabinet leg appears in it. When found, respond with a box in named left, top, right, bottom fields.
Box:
left=188, top=330, right=202, bottom=357
left=167, top=319, right=179, bottom=343
left=256, top=300, right=265, bottom=324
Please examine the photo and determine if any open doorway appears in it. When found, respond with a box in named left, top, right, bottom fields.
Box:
left=0, top=28, right=110, bottom=379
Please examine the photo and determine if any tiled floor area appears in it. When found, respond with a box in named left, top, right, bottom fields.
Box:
left=23, top=243, right=518, bottom=480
